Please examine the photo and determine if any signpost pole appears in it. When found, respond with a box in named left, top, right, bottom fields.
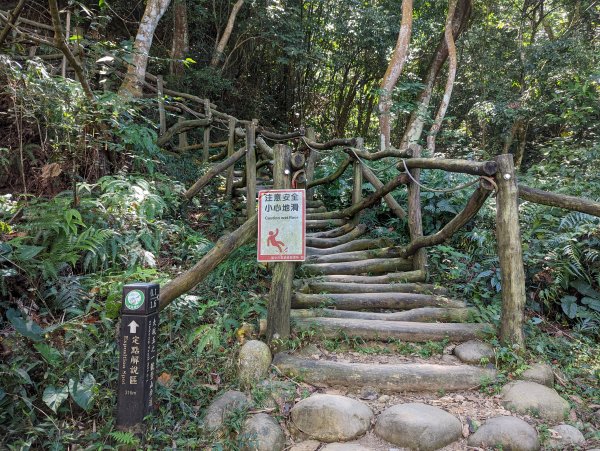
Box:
left=266, top=144, right=295, bottom=342
left=116, top=283, right=159, bottom=430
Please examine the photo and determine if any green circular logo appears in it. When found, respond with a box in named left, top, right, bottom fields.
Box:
left=125, top=290, right=145, bottom=310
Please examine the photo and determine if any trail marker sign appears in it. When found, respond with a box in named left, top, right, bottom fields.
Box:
left=257, top=189, right=305, bottom=261
left=117, top=283, right=159, bottom=429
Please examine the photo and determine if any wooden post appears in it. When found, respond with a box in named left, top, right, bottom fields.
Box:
left=157, top=76, right=166, bottom=136
left=225, top=116, right=236, bottom=198
left=266, top=144, right=295, bottom=342
left=202, top=99, right=211, bottom=163
left=61, top=8, right=70, bottom=78
left=305, top=127, right=318, bottom=200
left=407, top=145, right=427, bottom=273
left=178, top=117, right=189, bottom=150
left=202, top=127, right=210, bottom=162
left=351, top=137, right=364, bottom=225
left=245, top=120, right=257, bottom=219
left=495, top=154, right=526, bottom=348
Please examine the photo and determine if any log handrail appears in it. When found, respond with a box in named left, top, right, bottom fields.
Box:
left=306, top=158, right=352, bottom=189
left=184, top=146, right=247, bottom=199
left=518, top=185, right=600, bottom=217
left=400, top=183, right=493, bottom=257
left=397, top=158, right=498, bottom=176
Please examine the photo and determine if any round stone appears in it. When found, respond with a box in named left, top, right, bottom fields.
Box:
left=501, top=381, right=570, bottom=422
left=374, top=402, right=462, bottom=451
left=453, top=340, right=495, bottom=364
left=204, top=390, right=249, bottom=431
left=288, top=440, right=320, bottom=451
left=240, top=413, right=285, bottom=451
left=467, top=416, right=539, bottom=451
left=321, top=443, right=374, bottom=451
left=547, top=424, right=585, bottom=448
left=238, top=340, right=272, bottom=388
left=521, top=363, right=554, bottom=387
left=290, top=394, right=374, bottom=442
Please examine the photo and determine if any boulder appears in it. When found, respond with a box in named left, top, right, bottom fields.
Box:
left=453, top=340, right=495, bottom=364
left=374, top=402, right=462, bottom=451
left=467, top=416, right=539, bottom=451
left=204, top=390, right=249, bottom=431
left=240, top=413, right=285, bottom=451
left=547, top=424, right=585, bottom=449
left=501, top=381, right=570, bottom=422
left=238, top=340, right=272, bottom=388
left=288, top=440, right=320, bottom=451
left=521, top=363, right=554, bottom=387
left=321, top=444, right=374, bottom=451
left=290, top=394, right=373, bottom=442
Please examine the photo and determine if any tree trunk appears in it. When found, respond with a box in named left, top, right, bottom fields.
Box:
left=170, top=0, right=189, bottom=79
left=400, top=0, right=471, bottom=147
left=378, top=0, right=413, bottom=150
left=426, top=0, right=458, bottom=153
left=119, top=0, right=171, bottom=97
left=210, top=0, right=245, bottom=68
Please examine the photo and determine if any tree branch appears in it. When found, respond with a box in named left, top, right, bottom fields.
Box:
left=47, top=0, right=94, bottom=101
left=0, top=0, right=27, bottom=47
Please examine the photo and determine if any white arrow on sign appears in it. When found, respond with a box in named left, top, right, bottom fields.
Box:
left=128, top=320, right=139, bottom=334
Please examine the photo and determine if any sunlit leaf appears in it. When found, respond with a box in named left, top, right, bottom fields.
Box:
left=43, top=385, right=69, bottom=412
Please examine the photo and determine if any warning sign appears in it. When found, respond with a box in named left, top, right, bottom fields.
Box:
left=258, top=189, right=305, bottom=262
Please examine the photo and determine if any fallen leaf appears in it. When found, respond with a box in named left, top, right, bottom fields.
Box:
left=200, top=384, right=218, bottom=391
left=462, top=423, right=470, bottom=437
left=40, top=163, right=62, bottom=181
left=157, top=372, right=172, bottom=386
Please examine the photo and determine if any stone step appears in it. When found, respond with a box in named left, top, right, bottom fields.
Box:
left=291, top=292, right=465, bottom=310
left=293, top=317, right=491, bottom=342
left=290, top=307, right=475, bottom=323
left=273, top=353, right=497, bottom=392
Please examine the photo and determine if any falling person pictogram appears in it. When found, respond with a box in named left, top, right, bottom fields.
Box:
left=266, top=228, right=287, bottom=253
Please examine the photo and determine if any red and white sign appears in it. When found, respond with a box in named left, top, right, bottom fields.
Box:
left=257, top=189, right=306, bottom=262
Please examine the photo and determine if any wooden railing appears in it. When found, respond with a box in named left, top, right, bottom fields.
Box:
left=152, top=79, right=600, bottom=350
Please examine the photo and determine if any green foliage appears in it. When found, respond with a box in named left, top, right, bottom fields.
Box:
left=108, top=430, right=140, bottom=446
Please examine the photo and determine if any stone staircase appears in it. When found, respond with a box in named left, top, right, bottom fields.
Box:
left=272, top=199, right=498, bottom=393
